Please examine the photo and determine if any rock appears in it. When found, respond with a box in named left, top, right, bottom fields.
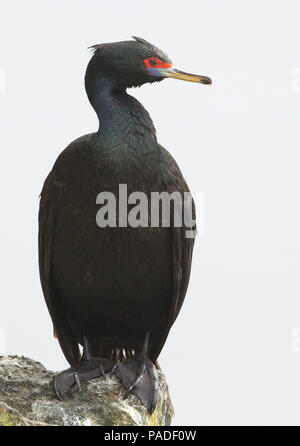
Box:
left=0, top=355, right=174, bottom=426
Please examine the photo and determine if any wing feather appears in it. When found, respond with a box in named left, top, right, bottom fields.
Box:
left=151, top=147, right=196, bottom=360
left=38, top=174, right=80, bottom=365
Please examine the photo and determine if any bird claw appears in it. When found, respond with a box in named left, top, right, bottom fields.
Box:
left=99, top=363, right=107, bottom=380
left=123, top=373, right=144, bottom=400
left=54, top=386, right=63, bottom=401
left=110, top=363, right=119, bottom=379
left=74, top=373, right=81, bottom=391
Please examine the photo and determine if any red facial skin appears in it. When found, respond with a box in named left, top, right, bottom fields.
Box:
left=144, top=57, right=172, bottom=70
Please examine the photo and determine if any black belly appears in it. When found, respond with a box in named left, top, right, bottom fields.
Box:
left=51, top=183, right=173, bottom=358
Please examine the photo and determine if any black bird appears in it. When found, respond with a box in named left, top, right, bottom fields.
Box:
left=39, top=37, right=211, bottom=413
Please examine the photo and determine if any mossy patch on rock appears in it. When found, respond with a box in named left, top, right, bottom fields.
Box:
left=0, top=355, right=174, bottom=426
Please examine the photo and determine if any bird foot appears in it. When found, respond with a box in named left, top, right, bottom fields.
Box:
left=53, top=358, right=114, bottom=399
left=113, top=357, right=159, bottom=414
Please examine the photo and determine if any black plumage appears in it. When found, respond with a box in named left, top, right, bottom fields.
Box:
left=38, top=37, right=211, bottom=412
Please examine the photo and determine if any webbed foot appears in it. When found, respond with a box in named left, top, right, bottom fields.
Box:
left=53, top=357, right=114, bottom=399
left=113, top=332, right=159, bottom=414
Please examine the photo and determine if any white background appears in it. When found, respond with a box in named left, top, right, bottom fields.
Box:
left=1, top=0, right=300, bottom=426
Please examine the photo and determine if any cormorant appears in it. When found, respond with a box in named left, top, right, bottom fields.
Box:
left=38, top=37, right=211, bottom=413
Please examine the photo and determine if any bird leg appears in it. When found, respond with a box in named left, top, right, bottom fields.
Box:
left=112, top=332, right=159, bottom=414
left=53, top=336, right=114, bottom=399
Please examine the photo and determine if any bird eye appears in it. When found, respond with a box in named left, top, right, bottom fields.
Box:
left=144, top=57, right=172, bottom=72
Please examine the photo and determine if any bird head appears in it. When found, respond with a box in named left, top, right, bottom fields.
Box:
left=87, top=36, right=212, bottom=90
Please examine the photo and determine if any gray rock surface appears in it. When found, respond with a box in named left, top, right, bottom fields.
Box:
left=0, top=355, right=174, bottom=426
